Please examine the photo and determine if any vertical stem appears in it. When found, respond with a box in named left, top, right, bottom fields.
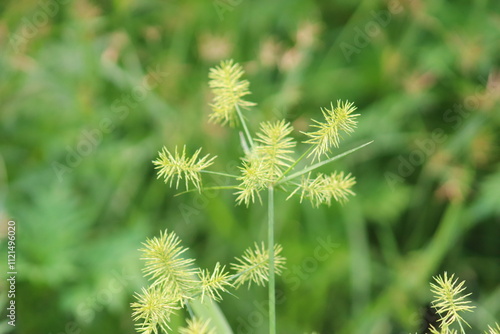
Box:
left=235, top=104, right=254, bottom=148
left=268, top=186, right=276, bottom=334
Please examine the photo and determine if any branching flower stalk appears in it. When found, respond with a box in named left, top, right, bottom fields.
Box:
left=132, top=59, right=372, bottom=333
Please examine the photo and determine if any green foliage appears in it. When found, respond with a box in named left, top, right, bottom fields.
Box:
left=2, top=0, right=499, bottom=333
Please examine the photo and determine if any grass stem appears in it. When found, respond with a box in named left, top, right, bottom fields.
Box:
left=277, top=140, right=373, bottom=185
left=236, top=104, right=254, bottom=148
left=268, top=186, right=276, bottom=334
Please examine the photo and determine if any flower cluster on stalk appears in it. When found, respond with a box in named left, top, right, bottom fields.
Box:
left=134, top=59, right=370, bottom=333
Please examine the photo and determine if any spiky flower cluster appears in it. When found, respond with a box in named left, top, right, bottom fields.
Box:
left=415, top=272, right=499, bottom=334
left=235, top=120, right=296, bottom=205
left=486, top=324, right=500, bottom=334
left=254, top=120, right=296, bottom=178
left=208, top=60, right=255, bottom=127
left=304, top=100, right=359, bottom=161
left=232, top=243, right=286, bottom=288
left=131, top=230, right=285, bottom=333
left=153, top=60, right=365, bottom=208
left=234, top=153, right=270, bottom=205
left=198, top=262, right=233, bottom=302
left=153, top=146, right=216, bottom=192
left=288, top=171, right=356, bottom=207
left=131, top=286, right=180, bottom=334
left=179, top=318, right=216, bottom=334
left=140, top=230, right=198, bottom=302
left=428, top=272, right=475, bottom=334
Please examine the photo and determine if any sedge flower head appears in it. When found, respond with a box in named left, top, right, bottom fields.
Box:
left=231, top=243, right=286, bottom=288
left=153, top=146, right=216, bottom=192
left=208, top=59, right=255, bottom=127
left=198, top=262, right=233, bottom=303
left=485, top=323, right=500, bottom=334
left=235, top=120, right=296, bottom=206
left=430, top=272, right=475, bottom=331
left=234, top=153, right=270, bottom=206
left=304, top=100, right=359, bottom=161
left=139, top=230, right=198, bottom=303
left=179, top=318, right=216, bottom=334
left=288, top=171, right=356, bottom=207
left=254, top=120, right=296, bottom=178
left=131, top=286, right=180, bottom=334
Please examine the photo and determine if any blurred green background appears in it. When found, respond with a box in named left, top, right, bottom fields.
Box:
left=1, top=0, right=499, bottom=333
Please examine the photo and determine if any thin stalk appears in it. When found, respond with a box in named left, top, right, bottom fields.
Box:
left=174, top=185, right=237, bottom=196
left=235, top=104, right=254, bottom=148
left=275, top=145, right=314, bottom=183
left=268, top=186, right=276, bottom=334
left=200, top=170, right=238, bottom=178
left=277, top=141, right=373, bottom=185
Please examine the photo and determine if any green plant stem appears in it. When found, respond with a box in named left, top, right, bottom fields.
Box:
left=275, top=145, right=314, bottom=183
left=200, top=170, right=238, bottom=178
left=277, top=140, right=373, bottom=185
left=235, top=104, right=254, bottom=148
left=174, top=185, right=238, bottom=196
left=268, top=186, right=276, bottom=334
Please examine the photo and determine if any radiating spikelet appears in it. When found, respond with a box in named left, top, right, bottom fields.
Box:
left=235, top=120, right=296, bottom=206
left=303, top=100, right=359, bottom=161
left=485, top=323, right=500, bottom=334
left=208, top=59, right=255, bottom=127
left=179, top=317, right=216, bottom=334
left=254, top=120, right=296, bottom=179
left=234, top=153, right=270, bottom=206
left=153, top=146, right=216, bottom=191
left=139, top=230, right=198, bottom=304
left=428, top=324, right=458, bottom=334
left=430, top=272, right=475, bottom=330
left=231, top=243, right=286, bottom=288
left=287, top=171, right=356, bottom=207
left=198, top=262, right=233, bottom=302
left=131, top=286, right=180, bottom=334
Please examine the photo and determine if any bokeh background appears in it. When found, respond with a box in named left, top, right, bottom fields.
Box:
left=1, top=0, right=499, bottom=333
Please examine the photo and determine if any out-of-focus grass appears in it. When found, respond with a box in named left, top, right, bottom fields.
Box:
left=0, top=0, right=499, bottom=333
